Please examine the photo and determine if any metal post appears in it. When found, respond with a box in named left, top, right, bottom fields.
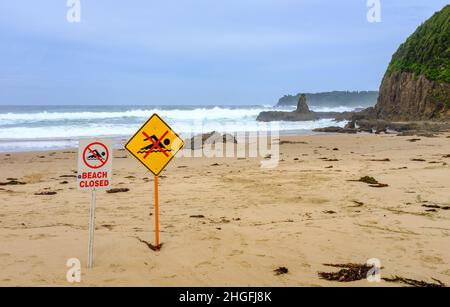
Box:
left=87, top=189, right=96, bottom=268
left=154, top=176, right=159, bottom=249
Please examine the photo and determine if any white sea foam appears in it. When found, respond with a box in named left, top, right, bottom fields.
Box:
left=0, top=106, right=359, bottom=124
left=0, top=105, right=349, bottom=151
left=0, top=107, right=275, bottom=124
left=310, top=106, right=360, bottom=113
left=0, top=119, right=344, bottom=140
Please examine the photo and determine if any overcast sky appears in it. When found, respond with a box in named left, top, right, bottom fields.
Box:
left=0, top=0, right=447, bottom=105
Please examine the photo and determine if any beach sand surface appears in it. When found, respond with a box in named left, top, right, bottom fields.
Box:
left=1, top=133, right=450, bottom=286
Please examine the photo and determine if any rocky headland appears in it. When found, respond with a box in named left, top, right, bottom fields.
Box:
left=373, top=5, right=450, bottom=121
left=258, top=5, right=450, bottom=137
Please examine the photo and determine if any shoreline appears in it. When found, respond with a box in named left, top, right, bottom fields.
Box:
left=0, top=128, right=341, bottom=154
left=3, top=118, right=450, bottom=154
left=1, top=132, right=450, bottom=286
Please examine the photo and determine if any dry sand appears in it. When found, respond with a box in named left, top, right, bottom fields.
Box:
left=1, top=133, right=450, bottom=286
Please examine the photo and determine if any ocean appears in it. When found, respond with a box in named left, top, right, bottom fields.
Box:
left=0, top=105, right=354, bottom=152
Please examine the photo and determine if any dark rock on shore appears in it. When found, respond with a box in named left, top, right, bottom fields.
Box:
left=312, top=127, right=357, bottom=134
left=185, top=131, right=237, bottom=150
left=315, top=119, right=450, bottom=136
left=357, top=120, right=450, bottom=135
left=344, top=121, right=355, bottom=129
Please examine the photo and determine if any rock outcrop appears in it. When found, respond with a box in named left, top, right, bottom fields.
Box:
left=375, top=71, right=450, bottom=120
left=257, top=94, right=354, bottom=122
left=185, top=131, right=237, bottom=150
left=312, top=127, right=357, bottom=134
left=296, top=94, right=310, bottom=113
left=256, top=110, right=319, bottom=122
left=314, top=119, right=450, bottom=136
left=374, top=5, right=450, bottom=121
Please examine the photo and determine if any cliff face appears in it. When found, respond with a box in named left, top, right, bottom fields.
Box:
left=374, top=5, right=450, bottom=121
left=375, top=71, right=450, bottom=120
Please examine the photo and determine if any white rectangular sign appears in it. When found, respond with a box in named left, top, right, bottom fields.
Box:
left=77, top=138, right=113, bottom=190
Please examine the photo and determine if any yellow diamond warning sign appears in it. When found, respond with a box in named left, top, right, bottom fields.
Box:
left=125, top=114, right=184, bottom=176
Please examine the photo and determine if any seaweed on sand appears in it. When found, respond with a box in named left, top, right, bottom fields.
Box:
left=318, top=263, right=375, bottom=282
left=348, top=176, right=389, bottom=188
left=136, top=237, right=163, bottom=251
left=0, top=180, right=26, bottom=186
left=34, top=191, right=57, bottom=195
left=274, top=267, right=288, bottom=275
left=383, top=276, right=445, bottom=287
left=106, top=188, right=130, bottom=194
left=422, top=203, right=450, bottom=210
left=348, top=176, right=379, bottom=184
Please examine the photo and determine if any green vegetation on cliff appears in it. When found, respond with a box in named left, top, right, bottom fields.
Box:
left=386, top=5, right=450, bottom=83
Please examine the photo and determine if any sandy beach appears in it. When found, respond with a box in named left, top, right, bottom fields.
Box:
left=1, top=133, right=450, bottom=286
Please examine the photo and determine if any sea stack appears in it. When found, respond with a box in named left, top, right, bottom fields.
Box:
left=296, top=94, right=310, bottom=113
left=256, top=94, right=352, bottom=122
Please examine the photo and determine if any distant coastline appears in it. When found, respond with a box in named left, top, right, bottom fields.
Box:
left=276, top=91, right=378, bottom=107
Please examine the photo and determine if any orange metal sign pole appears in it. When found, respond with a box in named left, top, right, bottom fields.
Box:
left=154, top=175, right=159, bottom=249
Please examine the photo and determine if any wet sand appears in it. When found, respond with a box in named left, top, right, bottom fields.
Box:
left=0, top=133, right=450, bottom=286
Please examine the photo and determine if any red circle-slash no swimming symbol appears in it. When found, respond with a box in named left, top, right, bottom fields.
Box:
left=83, top=142, right=109, bottom=169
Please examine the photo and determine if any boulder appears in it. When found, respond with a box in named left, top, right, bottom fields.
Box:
left=185, top=131, right=237, bottom=150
